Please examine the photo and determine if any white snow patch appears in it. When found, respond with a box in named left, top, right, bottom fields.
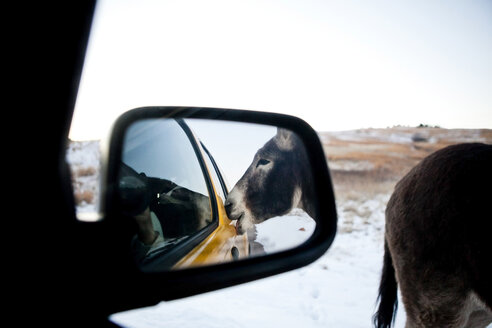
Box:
left=329, top=160, right=375, bottom=171
left=255, top=208, right=316, bottom=253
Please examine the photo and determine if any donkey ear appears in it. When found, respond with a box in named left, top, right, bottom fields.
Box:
left=275, top=128, right=294, bottom=150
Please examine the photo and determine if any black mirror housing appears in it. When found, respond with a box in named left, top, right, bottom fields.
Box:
left=101, top=106, right=337, bottom=307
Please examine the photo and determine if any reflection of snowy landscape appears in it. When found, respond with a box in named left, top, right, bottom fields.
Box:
left=255, top=209, right=316, bottom=254
left=67, top=127, right=492, bottom=328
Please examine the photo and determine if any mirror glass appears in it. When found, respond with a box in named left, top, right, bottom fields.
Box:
left=117, top=118, right=318, bottom=272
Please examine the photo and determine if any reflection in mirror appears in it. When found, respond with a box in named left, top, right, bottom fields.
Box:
left=117, top=118, right=318, bottom=272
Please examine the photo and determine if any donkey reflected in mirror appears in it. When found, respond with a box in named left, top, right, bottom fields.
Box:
left=225, top=128, right=317, bottom=235
left=374, top=143, right=492, bottom=328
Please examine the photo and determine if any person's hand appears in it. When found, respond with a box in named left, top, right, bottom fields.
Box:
left=134, top=207, right=157, bottom=245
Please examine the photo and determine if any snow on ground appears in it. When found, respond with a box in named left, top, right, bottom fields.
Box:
left=320, top=126, right=489, bottom=145
left=67, top=129, right=491, bottom=328
left=255, top=209, right=316, bottom=253
left=110, top=193, right=409, bottom=328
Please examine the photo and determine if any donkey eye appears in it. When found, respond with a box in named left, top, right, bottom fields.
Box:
left=256, top=159, right=270, bottom=168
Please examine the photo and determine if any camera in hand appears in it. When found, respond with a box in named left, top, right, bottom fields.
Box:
left=117, top=163, right=151, bottom=216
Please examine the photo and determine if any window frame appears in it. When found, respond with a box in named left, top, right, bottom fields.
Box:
left=137, top=119, right=220, bottom=272
left=199, top=141, right=229, bottom=199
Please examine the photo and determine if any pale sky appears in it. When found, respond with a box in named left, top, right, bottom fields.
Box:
left=186, top=119, right=277, bottom=186
left=70, top=0, right=492, bottom=141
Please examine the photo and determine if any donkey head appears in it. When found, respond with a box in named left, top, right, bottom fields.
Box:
left=225, top=128, right=311, bottom=234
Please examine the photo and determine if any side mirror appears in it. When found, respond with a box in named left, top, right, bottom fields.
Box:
left=101, top=106, right=337, bottom=302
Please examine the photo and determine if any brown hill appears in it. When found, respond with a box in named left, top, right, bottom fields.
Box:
left=319, top=127, right=492, bottom=200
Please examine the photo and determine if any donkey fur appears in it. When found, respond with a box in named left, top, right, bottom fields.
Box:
left=375, top=143, right=492, bottom=328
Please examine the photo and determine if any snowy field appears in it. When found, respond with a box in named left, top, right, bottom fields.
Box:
left=67, top=127, right=491, bottom=328
left=110, top=193, right=402, bottom=328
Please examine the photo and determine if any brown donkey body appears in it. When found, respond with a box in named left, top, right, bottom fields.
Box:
left=374, top=143, right=492, bottom=328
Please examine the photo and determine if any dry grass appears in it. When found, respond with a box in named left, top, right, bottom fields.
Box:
left=75, top=166, right=97, bottom=178
left=68, top=164, right=99, bottom=207
left=320, top=127, right=492, bottom=202
left=480, top=129, right=492, bottom=140
left=74, top=190, right=94, bottom=205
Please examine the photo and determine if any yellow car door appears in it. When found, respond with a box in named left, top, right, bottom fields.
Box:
left=173, top=136, right=250, bottom=269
